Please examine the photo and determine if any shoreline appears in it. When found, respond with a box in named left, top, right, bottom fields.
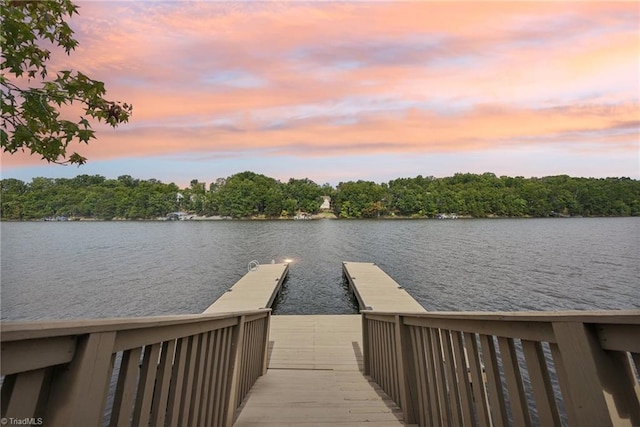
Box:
left=3, top=214, right=637, bottom=222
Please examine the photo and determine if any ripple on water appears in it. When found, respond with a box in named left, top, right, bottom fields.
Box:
left=1, top=218, right=638, bottom=320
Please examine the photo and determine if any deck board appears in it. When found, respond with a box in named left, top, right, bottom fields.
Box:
left=342, top=261, right=426, bottom=313
left=203, top=263, right=289, bottom=313
left=233, top=315, right=415, bottom=426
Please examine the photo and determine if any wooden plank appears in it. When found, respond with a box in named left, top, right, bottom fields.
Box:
left=398, top=318, right=418, bottom=424
left=1, top=374, right=16, bottom=417
left=149, top=339, right=176, bottom=427
left=234, top=315, right=408, bottom=426
left=548, top=342, right=579, bottom=425
left=464, top=332, right=491, bottom=427
left=383, top=322, right=394, bottom=400
left=497, top=337, right=531, bottom=427
left=377, top=310, right=640, bottom=324
left=203, top=263, right=289, bottom=313
left=442, top=329, right=464, bottom=427
left=233, top=370, right=407, bottom=426
left=1, top=336, right=76, bottom=376
left=197, top=331, right=214, bottom=427
left=554, top=322, right=640, bottom=426
left=132, top=343, right=161, bottom=427
left=261, top=313, right=271, bottom=375
left=0, top=310, right=267, bottom=342
left=373, top=321, right=383, bottom=390
left=165, top=336, right=189, bottom=426
left=597, top=324, right=640, bottom=353
left=362, top=315, right=370, bottom=375
left=393, top=315, right=411, bottom=423
left=214, top=327, right=232, bottom=427
left=424, top=328, right=442, bottom=427
left=521, top=340, right=561, bottom=426
left=239, top=320, right=252, bottom=402
left=479, top=334, right=508, bottom=427
left=113, top=317, right=237, bottom=352
left=604, top=351, right=640, bottom=425
left=403, top=316, right=555, bottom=343
left=188, top=332, right=209, bottom=427
left=208, top=329, right=225, bottom=427
left=451, top=330, right=474, bottom=427
left=179, top=334, right=201, bottom=426
left=46, top=331, right=116, bottom=427
left=225, top=315, right=246, bottom=427
left=3, top=368, right=46, bottom=420
left=342, top=261, right=426, bottom=313
left=431, top=328, right=451, bottom=426
left=410, top=326, right=428, bottom=426
left=551, top=323, right=611, bottom=425
left=109, top=347, right=142, bottom=427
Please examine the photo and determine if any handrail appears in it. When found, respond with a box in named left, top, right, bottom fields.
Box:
left=1, top=309, right=271, bottom=427
left=361, top=310, right=640, bottom=427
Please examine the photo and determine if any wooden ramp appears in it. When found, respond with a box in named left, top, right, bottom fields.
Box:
left=233, top=315, right=415, bottom=426
left=203, top=263, right=289, bottom=313
left=342, top=261, right=426, bottom=313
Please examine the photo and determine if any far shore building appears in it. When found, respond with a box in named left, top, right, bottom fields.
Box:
left=320, top=196, right=331, bottom=211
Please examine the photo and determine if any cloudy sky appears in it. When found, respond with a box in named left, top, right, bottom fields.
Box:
left=2, top=1, right=638, bottom=187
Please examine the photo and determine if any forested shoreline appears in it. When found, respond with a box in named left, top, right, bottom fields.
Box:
left=1, top=171, right=639, bottom=220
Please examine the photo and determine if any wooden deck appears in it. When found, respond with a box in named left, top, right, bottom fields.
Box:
left=203, top=263, right=289, bottom=313
left=233, top=315, right=415, bottom=426
left=2, top=259, right=638, bottom=426
left=342, top=261, right=426, bottom=313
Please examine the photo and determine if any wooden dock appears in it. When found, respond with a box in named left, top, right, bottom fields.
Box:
left=233, top=315, right=414, bottom=426
left=2, top=261, right=638, bottom=427
left=203, top=263, right=289, bottom=313
left=342, top=261, right=426, bottom=313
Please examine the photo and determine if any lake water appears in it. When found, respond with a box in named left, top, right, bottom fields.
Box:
left=1, top=218, right=638, bottom=321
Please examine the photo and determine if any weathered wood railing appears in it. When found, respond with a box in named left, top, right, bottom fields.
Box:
left=1, top=309, right=271, bottom=427
left=362, top=310, right=640, bottom=427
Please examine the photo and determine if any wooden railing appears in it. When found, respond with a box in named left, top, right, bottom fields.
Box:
left=1, top=309, right=271, bottom=427
left=362, top=310, right=640, bottom=427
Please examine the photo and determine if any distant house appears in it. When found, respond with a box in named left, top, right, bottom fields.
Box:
left=320, top=196, right=331, bottom=211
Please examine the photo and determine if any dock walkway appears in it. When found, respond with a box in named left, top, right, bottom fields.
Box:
left=232, top=262, right=428, bottom=425
left=234, top=315, right=413, bottom=426
left=342, top=261, right=426, bottom=313
left=203, top=263, right=289, bottom=313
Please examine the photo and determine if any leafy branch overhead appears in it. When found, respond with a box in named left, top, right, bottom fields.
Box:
left=1, top=0, right=132, bottom=165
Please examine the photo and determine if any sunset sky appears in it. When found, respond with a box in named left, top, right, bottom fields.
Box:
left=1, top=1, right=638, bottom=187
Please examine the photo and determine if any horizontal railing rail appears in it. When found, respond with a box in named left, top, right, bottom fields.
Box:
left=361, top=310, right=640, bottom=427
left=1, top=309, right=271, bottom=427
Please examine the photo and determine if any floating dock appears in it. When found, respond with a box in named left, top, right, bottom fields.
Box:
left=342, top=261, right=426, bottom=313
left=234, top=315, right=411, bottom=426
left=203, top=263, right=289, bottom=313
left=233, top=262, right=427, bottom=426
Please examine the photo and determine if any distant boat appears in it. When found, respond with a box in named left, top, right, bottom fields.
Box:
left=44, top=216, right=68, bottom=221
left=437, top=213, right=457, bottom=219
left=165, top=212, right=196, bottom=221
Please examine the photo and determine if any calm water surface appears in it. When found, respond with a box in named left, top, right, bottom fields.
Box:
left=1, top=218, right=638, bottom=321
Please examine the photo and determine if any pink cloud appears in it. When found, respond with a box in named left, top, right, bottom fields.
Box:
left=2, top=1, right=638, bottom=171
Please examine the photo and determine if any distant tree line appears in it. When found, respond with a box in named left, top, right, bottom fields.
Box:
left=1, top=172, right=639, bottom=220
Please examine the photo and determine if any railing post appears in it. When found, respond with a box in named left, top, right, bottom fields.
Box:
left=394, top=315, right=417, bottom=424
left=224, top=314, right=246, bottom=427
left=46, top=331, right=116, bottom=427
left=362, top=312, right=370, bottom=375
left=552, top=322, right=621, bottom=427
left=261, top=311, right=271, bottom=375
left=2, top=368, right=47, bottom=421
